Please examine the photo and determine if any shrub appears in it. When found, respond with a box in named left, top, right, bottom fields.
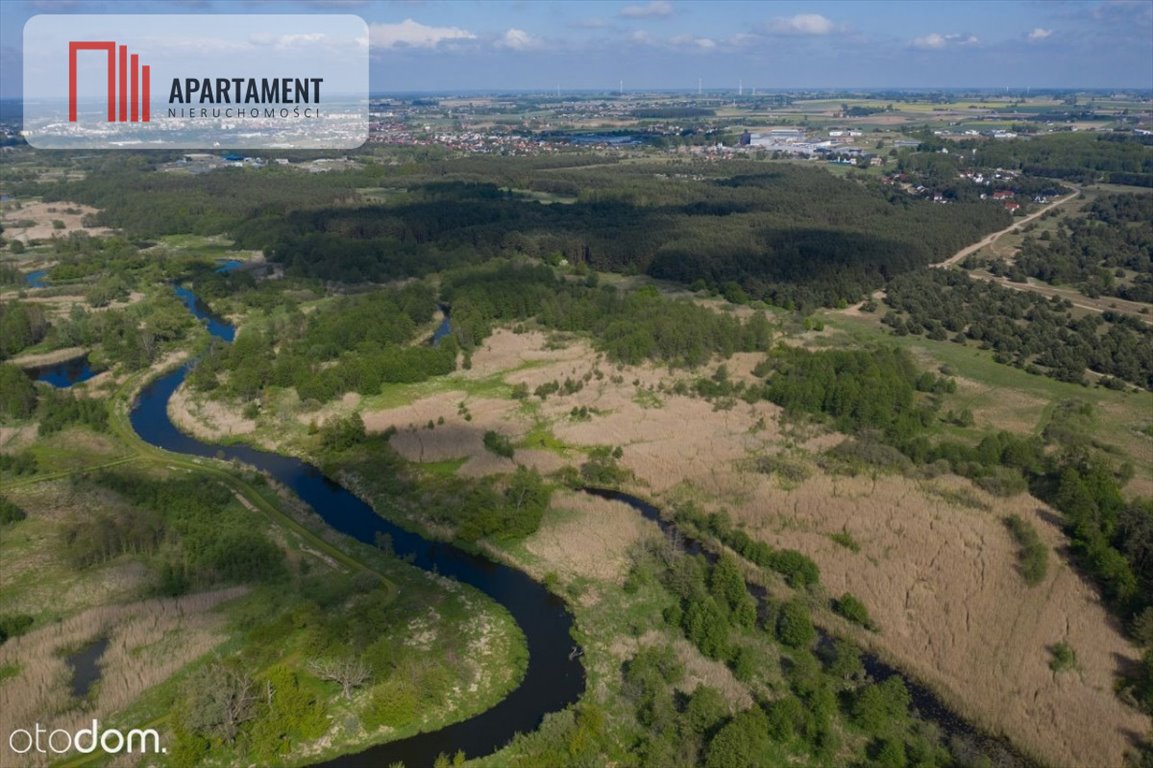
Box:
left=0, top=613, right=34, bottom=644
left=0, top=497, right=27, bottom=525
left=482, top=430, right=515, bottom=458
left=1004, top=514, right=1048, bottom=586
left=834, top=593, right=875, bottom=630
left=776, top=599, right=817, bottom=649
left=767, top=549, right=820, bottom=588
left=1049, top=641, right=1077, bottom=672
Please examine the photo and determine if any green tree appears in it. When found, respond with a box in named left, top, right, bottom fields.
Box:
left=0, top=364, right=37, bottom=419
left=776, top=599, right=816, bottom=649
left=705, top=706, right=775, bottom=768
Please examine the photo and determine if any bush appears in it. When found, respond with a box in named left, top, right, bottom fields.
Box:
left=1003, top=514, right=1048, bottom=586
left=0, top=364, right=37, bottom=419
left=0, top=613, right=34, bottom=644
left=833, top=593, right=875, bottom=630
left=766, top=549, right=820, bottom=588
left=776, top=599, right=817, bottom=649
left=0, top=497, right=27, bottom=525
left=973, top=466, right=1028, bottom=497
left=1049, top=641, right=1077, bottom=672
left=482, top=430, right=515, bottom=458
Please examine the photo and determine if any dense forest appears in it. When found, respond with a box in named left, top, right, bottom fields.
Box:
left=255, top=167, right=1007, bottom=310
left=1006, top=192, right=1153, bottom=302
left=188, top=282, right=455, bottom=404
left=883, top=268, right=1153, bottom=389
left=18, top=157, right=1011, bottom=311
left=971, top=132, right=1153, bottom=186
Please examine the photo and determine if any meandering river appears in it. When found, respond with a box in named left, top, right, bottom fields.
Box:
left=122, top=287, right=1032, bottom=768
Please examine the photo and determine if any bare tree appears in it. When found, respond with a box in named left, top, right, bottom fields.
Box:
left=181, top=661, right=259, bottom=743
left=308, top=656, right=372, bottom=700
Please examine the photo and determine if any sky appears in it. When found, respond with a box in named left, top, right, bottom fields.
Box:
left=2, top=0, right=1152, bottom=97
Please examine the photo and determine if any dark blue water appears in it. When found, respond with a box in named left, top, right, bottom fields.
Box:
left=25, top=269, right=48, bottom=288
left=29, top=355, right=100, bottom=387
left=431, top=305, right=452, bottom=345
left=215, top=259, right=244, bottom=274
left=67, top=637, right=109, bottom=699
left=173, top=286, right=236, bottom=342
left=129, top=290, right=583, bottom=767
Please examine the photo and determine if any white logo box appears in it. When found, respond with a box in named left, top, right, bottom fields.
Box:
left=23, top=14, right=368, bottom=150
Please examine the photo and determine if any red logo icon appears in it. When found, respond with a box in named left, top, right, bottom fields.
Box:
left=68, top=41, right=150, bottom=122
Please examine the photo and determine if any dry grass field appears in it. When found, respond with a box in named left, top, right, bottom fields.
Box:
left=730, top=472, right=1147, bottom=768
left=523, top=491, right=658, bottom=586
left=168, top=383, right=257, bottom=440
left=0, top=200, right=112, bottom=243
left=0, top=588, right=245, bottom=767
left=349, top=326, right=1149, bottom=768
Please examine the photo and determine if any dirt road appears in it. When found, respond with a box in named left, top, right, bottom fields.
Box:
left=933, top=187, right=1080, bottom=270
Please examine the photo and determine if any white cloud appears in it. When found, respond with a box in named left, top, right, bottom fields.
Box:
left=249, top=32, right=335, bottom=50
left=766, top=14, right=834, bottom=36
left=912, top=32, right=979, bottom=49
left=497, top=28, right=544, bottom=51
left=620, top=1, right=673, bottom=19
left=1027, top=27, right=1053, bottom=41
left=669, top=34, right=716, bottom=50
left=368, top=19, right=476, bottom=49
left=913, top=32, right=947, bottom=49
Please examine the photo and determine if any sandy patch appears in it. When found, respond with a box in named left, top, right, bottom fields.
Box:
left=728, top=472, right=1147, bottom=768
left=8, top=347, right=89, bottom=368
left=511, top=449, right=569, bottom=476
left=1, top=291, right=146, bottom=321
left=0, top=200, right=113, bottom=243
left=168, top=382, right=256, bottom=439
left=556, top=395, right=782, bottom=496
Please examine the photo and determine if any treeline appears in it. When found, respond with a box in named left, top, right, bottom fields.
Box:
left=760, top=347, right=928, bottom=440
left=18, top=156, right=1014, bottom=309
left=0, top=363, right=107, bottom=433
left=75, top=472, right=286, bottom=593
left=189, top=283, right=453, bottom=404
left=885, top=268, right=1153, bottom=389
left=26, top=157, right=387, bottom=238
left=245, top=164, right=1007, bottom=310
left=1011, top=192, right=1153, bottom=302
left=1050, top=458, right=1152, bottom=631
left=972, top=132, right=1153, bottom=185
left=0, top=292, right=194, bottom=371
left=320, top=428, right=552, bottom=544
left=444, top=263, right=774, bottom=367
left=0, top=301, right=48, bottom=359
